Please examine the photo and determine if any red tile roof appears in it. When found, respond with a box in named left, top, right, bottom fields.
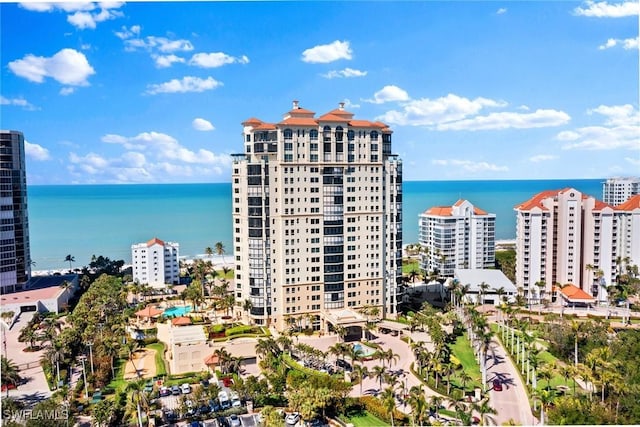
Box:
left=241, top=117, right=262, bottom=126
left=135, top=306, right=163, bottom=318
left=288, top=107, right=315, bottom=116
left=424, top=206, right=453, bottom=216
left=278, top=117, right=319, bottom=126
left=560, top=284, right=595, bottom=301
left=616, top=194, right=640, bottom=211
left=147, top=237, right=165, bottom=247
left=253, top=123, right=277, bottom=130
left=514, top=189, right=561, bottom=211
left=318, top=113, right=351, bottom=122
left=171, top=316, right=192, bottom=326
left=325, top=108, right=354, bottom=119
left=593, top=200, right=615, bottom=211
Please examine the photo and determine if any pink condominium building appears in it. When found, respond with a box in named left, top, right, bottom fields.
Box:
left=514, top=189, right=640, bottom=304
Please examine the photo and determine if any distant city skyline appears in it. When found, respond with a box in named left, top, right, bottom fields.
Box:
left=1, top=1, right=638, bottom=185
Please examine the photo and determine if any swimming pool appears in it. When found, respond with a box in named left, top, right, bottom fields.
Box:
left=353, top=343, right=377, bottom=357
left=163, top=305, right=192, bottom=317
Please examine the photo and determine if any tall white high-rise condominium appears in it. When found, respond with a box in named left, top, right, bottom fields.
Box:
left=419, top=199, right=495, bottom=277
left=232, top=101, right=403, bottom=330
left=603, top=177, right=640, bottom=206
left=131, top=237, right=180, bottom=287
left=0, top=130, right=31, bottom=293
left=514, top=188, right=634, bottom=304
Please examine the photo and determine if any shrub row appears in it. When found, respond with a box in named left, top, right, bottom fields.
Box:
left=226, top=325, right=256, bottom=336
left=359, top=395, right=408, bottom=425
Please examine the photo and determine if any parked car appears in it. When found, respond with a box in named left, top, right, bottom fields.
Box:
left=198, top=404, right=211, bottom=415
left=493, top=379, right=503, bottom=391
left=201, top=378, right=210, bottom=387
left=285, top=412, right=301, bottom=426
left=171, top=385, right=181, bottom=395
left=164, top=409, right=178, bottom=423
left=218, top=390, right=231, bottom=409
left=335, top=359, right=352, bottom=371
left=181, top=383, right=192, bottom=394
left=210, top=398, right=222, bottom=412
left=222, top=377, right=234, bottom=387
left=229, top=414, right=242, bottom=427
left=159, top=386, right=171, bottom=397
left=143, top=381, right=154, bottom=393
left=217, top=416, right=230, bottom=427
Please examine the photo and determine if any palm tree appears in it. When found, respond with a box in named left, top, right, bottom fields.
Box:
left=205, top=246, right=214, bottom=259
left=126, top=379, right=149, bottom=427
left=1, top=356, right=20, bottom=397
left=215, top=241, right=227, bottom=264
left=380, top=386, right=396, bottom=427
left=351, top=364, right=369, bottom=396
left=64, top=254, right=75, bottom=272
left=473, top=397, right=497, bottom=426
left=372, top=365, right=386, bottom=390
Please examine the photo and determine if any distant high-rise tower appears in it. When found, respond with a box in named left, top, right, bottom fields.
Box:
left=603, top=177, right=640, bottom=206
left=232, top=101, right=403, bottom=330
left=0, top=130, right=31, bottom=293
left=419, top=199, right=495, bottom=277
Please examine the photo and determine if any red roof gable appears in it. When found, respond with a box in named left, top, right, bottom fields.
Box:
left=318, top=113, right=351, bottom=122
left=147, top=237, right=165, bottom=247
left=616, top=194, right=640, bottom=211
left=560, top=284, right=595, bottom=301
left=278, top=117, right=318, bottom=126
left=514, top=189, right=561, bottom=211
left=242, top=117, right=262, bottom=126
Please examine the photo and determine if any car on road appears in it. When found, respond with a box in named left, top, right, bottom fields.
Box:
left=171, top=385, right=181, bottom=395
left=285, top=412, right=300, bottom=426
left=229, top=414, right=242, bottom=427
left=492, top=379, right=503, bottom=391
left=181, top=383, right=192, bottom=394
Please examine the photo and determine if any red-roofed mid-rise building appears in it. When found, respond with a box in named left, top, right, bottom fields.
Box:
left=233, top=101, right=401, bottom=330
left=513, top=188, right=638, bottom=305
left=419, top=199, right=495, bottom=277
left=131, top=237, right=179, bottom=287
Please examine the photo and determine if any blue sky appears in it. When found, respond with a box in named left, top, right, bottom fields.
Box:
left=1, top=0, right=638, bottom=185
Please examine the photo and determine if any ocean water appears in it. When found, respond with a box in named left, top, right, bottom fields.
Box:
left=27, top=179, right=603, bottom=271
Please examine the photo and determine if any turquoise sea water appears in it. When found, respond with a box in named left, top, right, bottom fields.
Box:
left=27, top=179, right=603, bottom=270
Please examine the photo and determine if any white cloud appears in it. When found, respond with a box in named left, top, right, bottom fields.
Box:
left=366, top=85, right=410, bottom=104
left=529, top=154, right=558, bottom=163
left=377, top=93, right=505, bottom=126
left=432, top=159, right=509, bottom=173
left=192, top=118, right=215, bottom=131
left=559, top=104, right=640, bottom=150
left=20, top=2, right=124, bottom=28
left=123, top=35, right=194, bottom=53
left=115, top=25, right=141, bottom=40
left=59, top=87, right=75, bottom=96
left=301, top=40, right=352, bottom=63
left=497, top=8, right=507, bottom=14
left=598, top=36, right=639, bottom=49
left=24, top=141, right=51, bottom=161
left=574, top=1, right=640, bottom=17
left=153, top=54, right=185, bottom=68
left=70, top=130, right=232, bottom=183
left=0, top=95, right=37, bottom=110
left=625, top=156, right=640, bottom=166
left=343, top=99, right=360, bottom=109
left=436, top=109, right=570, bottom=131
left=145, top=76, right=222, bottom=95
left=189, top=52, right=250, bottom=68
left=322, top=68, right=367, bottom=79
left=8, top=48, right=95, bottom=86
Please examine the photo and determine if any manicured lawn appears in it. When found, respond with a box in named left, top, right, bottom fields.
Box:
left=343, top=412, right=389, bottom=427
left=106, top=358, right=128, bottom=394
left=449, top=333, right=482, bottom=390
left=146, top=342, right=168, bottom=376
left=402, top=259, right=420, bottom=275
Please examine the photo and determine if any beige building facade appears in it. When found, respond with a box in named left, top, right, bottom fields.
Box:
left=232, top=102, right=403, bottom=331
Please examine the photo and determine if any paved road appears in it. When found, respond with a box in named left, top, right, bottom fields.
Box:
left=485, top=337, right=536, bottom=426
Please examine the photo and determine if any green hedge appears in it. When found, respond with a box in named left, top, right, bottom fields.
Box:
left=359, top=396, right=408, bottom=425
left=225, top=325, right=256, bottom=336
left=282, top=353, right=330, bottom=377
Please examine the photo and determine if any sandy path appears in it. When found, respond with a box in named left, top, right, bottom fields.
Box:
left=124, top=348, right=157, bottom=380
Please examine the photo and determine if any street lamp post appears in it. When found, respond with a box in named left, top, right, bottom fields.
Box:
left=79, top=356, right=88, bottom=399
left=87, top=341, right=94, bottom=375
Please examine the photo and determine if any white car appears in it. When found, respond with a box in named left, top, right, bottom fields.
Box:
left=230, top=391, right=242, bottom=407
left=180, top=383, right=192, bottom=394
left=286, top=413, right=301, bottom=426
